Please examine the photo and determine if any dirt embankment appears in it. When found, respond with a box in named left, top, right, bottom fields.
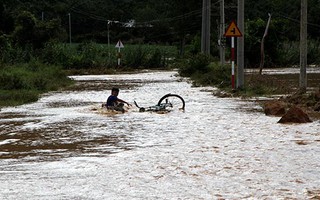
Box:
left=215, top=71, right=320, bottom=122
left=277, top=90, right=320, bottom=120
left=249, top=71, right=320, bottom=121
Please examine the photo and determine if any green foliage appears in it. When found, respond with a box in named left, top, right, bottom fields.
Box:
left=12, top=11, right=37, bottom=47
left=146, top=48, right=165, bottom=68
left=41, top=42, right=72, bottom=67
left=3, top=0, right=320, bottom=68
left=75, top=42, right=102, bottom=68
left=123, top=45, right=171, bottom=68
left=0, top=90, right=39, bottom=107
left=0, top=35, right=13, bottom=63
left=245, top=18, right=281, bottom=67
left=124, top=46, right=146, bottom=68
left=0, top=60, right=72, bottom=91
left=185, top=34, right=201, bottom=55
left=0, top=34, right=34, bottom=64
left=306, top=40, right=320, bottom=65
left=41, top=42, right=177, bottom=69
left=34, top=19, right=67, bottom=48
left=177, top=53, right=230, bottom=88
left=276, top=40, right=320, bottom=67
left=178, top=53, right=211, bottom=77
left=0, top=60, right=73, bottom=106
left=11, top=10, right=66, bottom=49
left=191, top=63, right=230, bottom=88
left=276, top=42, right=299, bottom=66
left=42, top=42, right=109, bottom=69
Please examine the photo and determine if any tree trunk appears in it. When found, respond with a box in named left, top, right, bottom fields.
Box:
left=259, top=13, right=272, bottom=75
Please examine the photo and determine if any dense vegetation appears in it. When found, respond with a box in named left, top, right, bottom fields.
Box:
left=0, top=61, right=72, bottom=106
left=1, top=0, right=320, bottom=67
left=1, top=0, right=320, bottom=106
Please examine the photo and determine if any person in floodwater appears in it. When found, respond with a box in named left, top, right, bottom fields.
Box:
left=103, top=87, right=131, bottom=112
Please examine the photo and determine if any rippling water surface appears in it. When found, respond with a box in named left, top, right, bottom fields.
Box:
left=0, top=70, right=319, bottom=199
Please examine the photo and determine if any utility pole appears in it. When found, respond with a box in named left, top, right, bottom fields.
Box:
left=300, top=0, right=307, bottom=92
left=107, top=20, right=111, bottom=60
left=219, top=0, right=225, bottom=65
left=201, top=0, right=211, bottom=55
left=42, top=12, right=44, bottom=21
left=237, top=0, right=244, bottom=89
left=68, top=13, right=72, bottom=44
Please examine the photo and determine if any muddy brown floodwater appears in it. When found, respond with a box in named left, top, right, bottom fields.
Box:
left=0, top=70, right=320, bottom=199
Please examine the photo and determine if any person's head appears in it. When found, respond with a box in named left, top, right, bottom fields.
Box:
left=111, top=87, right=119, bottom=96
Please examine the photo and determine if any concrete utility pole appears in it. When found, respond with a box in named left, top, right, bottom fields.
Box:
left=300, top=0, right=307, bottom=92
left=237, top=0, right=244, bottom=89
left=107, top=20, right=111, bottom=60
left=68, top=13, right=72, bottom=44
left=219, top=0, right=225, bottom=65
left=201, top=0, right=211, bottom=55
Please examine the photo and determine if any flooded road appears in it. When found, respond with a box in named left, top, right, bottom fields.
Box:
left=0, top=70, right=320, bottom=199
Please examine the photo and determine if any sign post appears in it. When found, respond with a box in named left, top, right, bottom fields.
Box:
left=224, top=21, right=242, bottom=90
left=115, top=40, right=124, bottom=66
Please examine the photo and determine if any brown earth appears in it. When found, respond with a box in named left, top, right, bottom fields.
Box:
left=248, top=72, right=320, bottom=121
left=220, top=70, right=320, bottom=121
left=279, top=90, right=320, bottom=120
left=277, top=105, right=313, bottom=123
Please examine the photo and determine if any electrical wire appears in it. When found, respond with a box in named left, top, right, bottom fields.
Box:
left=69, top=0, right=222, bottom=26
left=276, top=13, right=320, bottom=29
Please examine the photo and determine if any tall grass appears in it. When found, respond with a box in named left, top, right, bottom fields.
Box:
left=41, top=42, right=178, bottom=69
left=277, top=39, right=320, bottom=67
left=0, top=60, right=73, bottom=107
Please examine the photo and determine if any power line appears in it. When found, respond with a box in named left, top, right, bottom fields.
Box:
left=71, top=8, right=109, bottom=22
left=62, top=0, right=225, bottom=42
left=70, top=0, right=222, bottom=26
left=277, top=13, right=320, bottom=28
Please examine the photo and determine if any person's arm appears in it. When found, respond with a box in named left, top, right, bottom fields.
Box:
left=117, top=98, right=131, bottom=106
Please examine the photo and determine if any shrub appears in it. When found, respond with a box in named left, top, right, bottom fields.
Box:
left=0, top=70, right=26, bottom=90
left=124, top=45, right=146, bottom=68
left=0, top=90, right=39, bottom=107
left=177, top=53, right=230, bottom=88
left=0, top=61, right=72, bottom=105
left=277, top=42, right=299, bottom=67
left=191, top=62, right=230, bottom=87
left=41, top=42, right=75, bottom=68
left=145, top=48, right=165, bottom=68
left=276, top=39, right=320, bottom=67
left=42, top=42, right=178, bottom=69
left=178, top=53, right=211, bottom=77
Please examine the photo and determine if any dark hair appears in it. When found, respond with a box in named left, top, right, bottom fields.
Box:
left=112, top=87, right=119, bottom=92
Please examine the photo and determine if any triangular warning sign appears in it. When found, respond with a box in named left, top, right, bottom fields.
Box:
left=224, top=21, right=242, bottom=37
left=115, top=40, right=124, bottom=48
